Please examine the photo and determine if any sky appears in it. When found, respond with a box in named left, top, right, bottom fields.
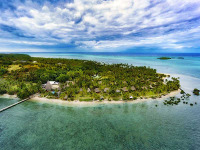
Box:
left=0, top=0, right=200, bottom=53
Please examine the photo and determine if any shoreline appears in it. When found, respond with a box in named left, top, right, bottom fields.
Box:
left=0, top=94, right=18, bottom=99
left=30, top=89, right=180, bottom=106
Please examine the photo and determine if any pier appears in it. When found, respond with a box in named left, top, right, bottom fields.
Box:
left=0, top=98, right=30, bottom=112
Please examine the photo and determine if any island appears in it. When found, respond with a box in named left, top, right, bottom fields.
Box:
left=177, top=57, right=184, bottom=59
left=193, top=88, right=200, bottom=96
left=157, top=57, right=172, bottom=60
left=0, top=54, right=180, bottom=102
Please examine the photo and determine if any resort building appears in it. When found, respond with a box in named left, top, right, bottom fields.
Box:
left=131, top=86, right=136, bottom=91
left=45, top=81, right=59, bottom=91
left=122, top=87, right=128, bottom=92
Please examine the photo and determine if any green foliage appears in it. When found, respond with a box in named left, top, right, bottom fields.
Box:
left=79, top=98, right=93, bottom=101
left=17, top=88, right=30, bottom=99
left=193, top=88, right=199, bottom=96
left=0, top=88, right=7, bottom=94
left=0, top=54, right=31, bottom=61
left=122, top=93, right=129, bottom=100
left=0, top=68, right=8, bottom=76
left=180, top=90, right=185, bottom=94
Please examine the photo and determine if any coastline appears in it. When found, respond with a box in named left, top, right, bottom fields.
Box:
left=0, top=94, right=18, bottom=99
left=30, top=89, right=180, bottom=106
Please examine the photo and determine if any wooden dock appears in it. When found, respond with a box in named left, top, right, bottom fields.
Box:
left=0, top=98, right=30, bottom=112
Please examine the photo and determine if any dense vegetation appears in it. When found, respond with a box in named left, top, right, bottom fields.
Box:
left=157, top=57, right=171, bottom=60
left=0, top=54, right=180, bottom=100
left=193, top=88, right=200, bottom=96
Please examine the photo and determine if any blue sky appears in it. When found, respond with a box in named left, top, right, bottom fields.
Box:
left=0, top=0, right=200, bottom=53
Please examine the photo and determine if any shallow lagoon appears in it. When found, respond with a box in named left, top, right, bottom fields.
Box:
left=0, top=96, right=200, bottom=149
left=0, top=53, right=200, bottom=149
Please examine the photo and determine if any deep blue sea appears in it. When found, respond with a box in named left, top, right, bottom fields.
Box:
left=0, top=52, right=200, bottom=149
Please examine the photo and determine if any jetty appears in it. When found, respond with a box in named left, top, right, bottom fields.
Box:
left=0, top=98, right=30, bottom=112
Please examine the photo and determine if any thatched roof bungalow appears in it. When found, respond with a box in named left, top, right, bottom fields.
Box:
left=98, top=81, right=102, bottom=84
left=94, top=88, right=101, bottom=93
left=64, top=95, right=68, bottom=100
left=116, top=89, right=121, bottom=93
left=45, top=81, right=59, bottom=91
left=131, top=86, right=136, bottom=91
left=122, top=87, right=128, bottom=92
left=87, top=88, right=91, bottom=93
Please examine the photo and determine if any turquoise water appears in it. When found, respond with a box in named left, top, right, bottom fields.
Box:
left=0, top=53, right=200, bottom=149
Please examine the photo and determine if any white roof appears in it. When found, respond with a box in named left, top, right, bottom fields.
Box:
left=49, top=81, right=59, bottom=85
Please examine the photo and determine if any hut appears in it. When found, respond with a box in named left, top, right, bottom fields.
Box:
left=122, top=87, right=128, bottom=92
left=98, top=81, right=102, bottom=84
left=104, top=88, right=109, bottom=93
left=87, top=88, right=91, bottom=93
left=131, top=86, right=136, bottom=91
left=116, top=89, right=121, bottom=93
left=130, top=96, right=133, bottom=99
left=94, top=88, right=101, bottom=93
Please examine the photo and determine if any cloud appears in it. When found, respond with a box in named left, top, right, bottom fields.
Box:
left=0, top=0, right=200, bottom=52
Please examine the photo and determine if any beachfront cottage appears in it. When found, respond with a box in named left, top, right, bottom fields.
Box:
left=100, top=96, right=104, bottom=100
left=122, top=87, right=128, bottom=92
left=94, top=88, right=101, bottom=93
left=45, top=81, right=59, bottom=91
left=104, top=88, right=109, bottom=93
left=64, top=95, right=68, bottom=100
left=131, top=86, right=136, bottom=91
left=87, top=88, right=91, bottom=93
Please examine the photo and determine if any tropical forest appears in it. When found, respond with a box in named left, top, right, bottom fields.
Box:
left=0, top=54, right=180, bottom=101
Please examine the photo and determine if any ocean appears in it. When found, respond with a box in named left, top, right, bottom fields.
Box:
left=0, top=52, right=200, bottom=149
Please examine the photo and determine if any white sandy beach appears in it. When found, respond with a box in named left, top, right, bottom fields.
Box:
left=0, top=94, right=18, bottom=99
left=30, top=89, right=181, bottom=106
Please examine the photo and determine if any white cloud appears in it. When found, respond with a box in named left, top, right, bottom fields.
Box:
left=0, top=0, right=200, bottom=51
